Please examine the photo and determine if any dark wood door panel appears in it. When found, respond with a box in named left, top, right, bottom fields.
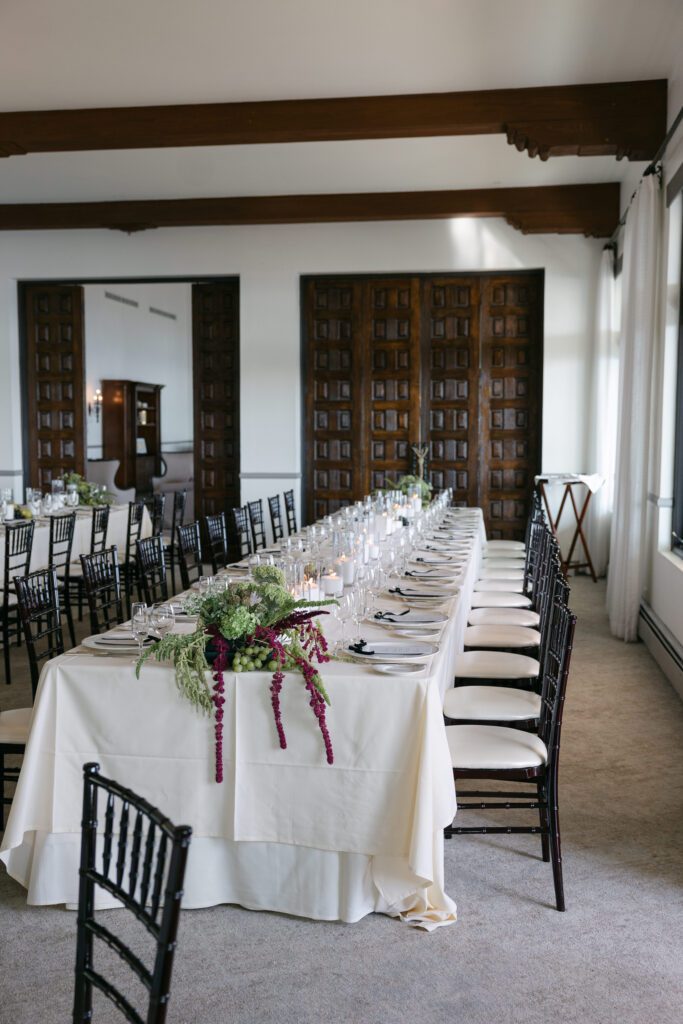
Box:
left=23, top=283, right=85, bottom=490
left=421, top=277, right=480, bottom=507
left=192, top=281, right=240, bottom=524
left=303, top=272, right=543, bottom=538
left=364, top=278, right=420, bottom=494
left=304, top=279, right=363, bottom=522
left=479, top=275, right=542, bottom=539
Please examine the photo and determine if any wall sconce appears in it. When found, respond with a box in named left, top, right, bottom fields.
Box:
left=88, top=387, right=103, bottom=423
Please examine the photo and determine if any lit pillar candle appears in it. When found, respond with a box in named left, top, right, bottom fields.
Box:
left=377, top=514, right=388, bottom=540
left=335, top=555, right=355, bottom=586
left=322, top=573, right=344, bottom=597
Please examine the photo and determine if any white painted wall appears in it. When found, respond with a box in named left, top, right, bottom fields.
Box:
left=0, top=217, right=602, bottom=513
left=83, top=282, right=193, bottom=458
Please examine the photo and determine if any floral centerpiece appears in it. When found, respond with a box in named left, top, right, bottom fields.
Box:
left=62, top=471, right=113, bottom=506
left=385, top=474, right=433, bottom=506
left=136, top=565, right=335, bottom=782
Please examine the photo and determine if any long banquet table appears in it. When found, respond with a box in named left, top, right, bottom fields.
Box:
left=0, top=504, right=152, bottom=587
left=0, top=510, right=485, bottom=930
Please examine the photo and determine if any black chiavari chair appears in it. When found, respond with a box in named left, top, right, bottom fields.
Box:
left=231, top=507, right=252, bottom=559
left=14, top=566, right=65, bottom=693
left=49, top=510, right=77, bottom=648
left=73, top=762, right=192, bottom=1024
left=2, top=519, right=35, bottom=687
left=283, top=488, right=297, bottom=535
left=81, top=547, right=124, bottom=635
left=176, top=521, right=203, bottom=590
left=445, top=599, right=577, bottom=911
left=68, top=505, right=111, bottom=623
left=148, top=493, right=166, bottom=537
left=247, top=499, right=267, bottom=552
left=205, top=512, right=228, bottom=574
left=122, top=500, right=146, bottom=618
left=137, top=535, right=169, bottom=605
left=268, top=494, right=284, bottom=542
left=2, top=566, right=61, bottom=825
left=162, top=490, right=186, bottom=591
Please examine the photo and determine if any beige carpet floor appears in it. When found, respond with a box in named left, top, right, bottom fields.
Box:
left=1, top=577, right=682, bottom=1024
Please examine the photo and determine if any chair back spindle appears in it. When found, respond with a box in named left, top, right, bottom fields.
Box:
left=176, top=522, right=203, bottom=590
left=247, top=500, right=267, bottom=552
left=137, top=536, right=169, bottom=605
left=81, top=547, right=125, bottom=635
left=73, top=762, right=192, bottom=1024
left=231, top=507, right=252, bottom=559
left=14, top=566, right=64, bottom=697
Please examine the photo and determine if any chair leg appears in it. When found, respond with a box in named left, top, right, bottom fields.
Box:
left=0, top=751, right=4, bottom=829
left=64, top=597, right=77, bottom=649
left=537, top=780, right=550, bottom=862
left=548, top=772, right=565, bottom=911
left=77, top=580, right=84, bottom=622
left=2, top=608, right=11, bottom=686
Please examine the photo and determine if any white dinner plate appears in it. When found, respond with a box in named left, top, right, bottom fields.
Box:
left=82, top=633, right=156, bottom=654
left=390, top=627, right=441, bottom=639
left=372, top=663, right=426, bottom=676
left=347, top=640, right=438, bottom=662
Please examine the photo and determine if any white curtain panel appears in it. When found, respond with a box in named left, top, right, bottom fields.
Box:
left=607, top=174, right=663, bottom=641
left=586, top=249, right=621, bottom=577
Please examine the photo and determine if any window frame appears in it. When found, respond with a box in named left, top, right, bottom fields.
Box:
left=671, top=226, right=683, bottom=556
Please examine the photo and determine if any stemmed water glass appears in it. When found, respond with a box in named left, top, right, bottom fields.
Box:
left=149, top=603, right=175, bottom=640
left=334, top=593, right=354, bottom=655
left=131, top=602, right=149, bottom=663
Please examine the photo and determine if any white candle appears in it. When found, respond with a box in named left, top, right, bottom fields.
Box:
left=4, top=504, right=15, bottom=521
left=377, top=514, right=388, bottom=540
left=336, top=555, right=355, bottom=586
left=322, top=573, right=344, bottom=597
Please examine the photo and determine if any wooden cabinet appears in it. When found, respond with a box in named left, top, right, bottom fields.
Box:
left=101, top=380, right=163, bottom=495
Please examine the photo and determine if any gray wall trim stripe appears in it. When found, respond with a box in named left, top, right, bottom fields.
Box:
left=240, top=472, right=301, bottom=480
left=647, top=492, right=674, bottom=508
left=0, top=470, right=22, bottom=477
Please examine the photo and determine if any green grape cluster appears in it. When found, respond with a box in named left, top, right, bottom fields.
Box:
left=231, top=645, right=295, bottom=673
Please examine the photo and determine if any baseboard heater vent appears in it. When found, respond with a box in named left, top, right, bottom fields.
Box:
left=639, top=601, right=683, bottom=700
left=104, top=290, right=139, bottom=308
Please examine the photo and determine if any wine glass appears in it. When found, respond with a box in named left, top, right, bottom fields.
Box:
left=199, top=575, right=214, bottom=595
left=149, top=603, right=175, bottom=640
left=131, top=602, right=149, bottom=663
left=335, top=593, right=354, bottom=655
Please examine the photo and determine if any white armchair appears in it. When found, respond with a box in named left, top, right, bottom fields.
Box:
left=152, top=451, right=194, bottom=523
left=86, top=459, right=136, bottom=504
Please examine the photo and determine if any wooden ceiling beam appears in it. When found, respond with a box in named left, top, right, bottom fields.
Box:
left=0, top=80, right=665, bottom=161
left=0, top=183, right=620, bottom=237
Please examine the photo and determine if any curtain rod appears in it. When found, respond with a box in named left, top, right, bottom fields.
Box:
left=604, top=102, right=683, bottom=252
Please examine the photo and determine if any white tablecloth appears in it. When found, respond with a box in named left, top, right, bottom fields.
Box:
left=0, top=510, right=484, bottom=929
left=0, top=505, right=151, bottom=587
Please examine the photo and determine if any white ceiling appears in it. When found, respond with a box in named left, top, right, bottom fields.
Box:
left=0, top=0, right=679, bottom=209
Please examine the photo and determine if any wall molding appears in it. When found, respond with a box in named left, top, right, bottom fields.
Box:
left=639, top=601, right=683, bottom=702
left=0, top=469, right=22, bottom=477
left=0, top=183, right=621, bottom=238
left=0, top=81, right=665, bottom=161
left=240, top=472, right=301, bottom=480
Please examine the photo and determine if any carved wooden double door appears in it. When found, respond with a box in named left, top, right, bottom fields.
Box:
left=303, top=272, right=543, bottom=539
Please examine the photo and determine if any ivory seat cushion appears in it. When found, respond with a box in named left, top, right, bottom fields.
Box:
left=464, top=625, right=541, bottom=648
left=443, top=685, right=541, bottom=722
left=447, top=724, right=547, bottom=770
left=453, top=650, right=540, bottom=679
left=0, top=707, right=32, bottom=744
left=468, top=607, right=540, bottom=627
left=478, top=568, right=525, bottom=581
left=470, top=592, right=533, bottom=608
left=485, top=541, right=526, bottom=552
left=474, top=580, right=525, bottom=593
left=479, top=561, right=528, bottom=569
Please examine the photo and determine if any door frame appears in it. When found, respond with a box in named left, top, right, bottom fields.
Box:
left=18, top=274, right=240, bottom=511
left=300, top=269, right=545, bottom=523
